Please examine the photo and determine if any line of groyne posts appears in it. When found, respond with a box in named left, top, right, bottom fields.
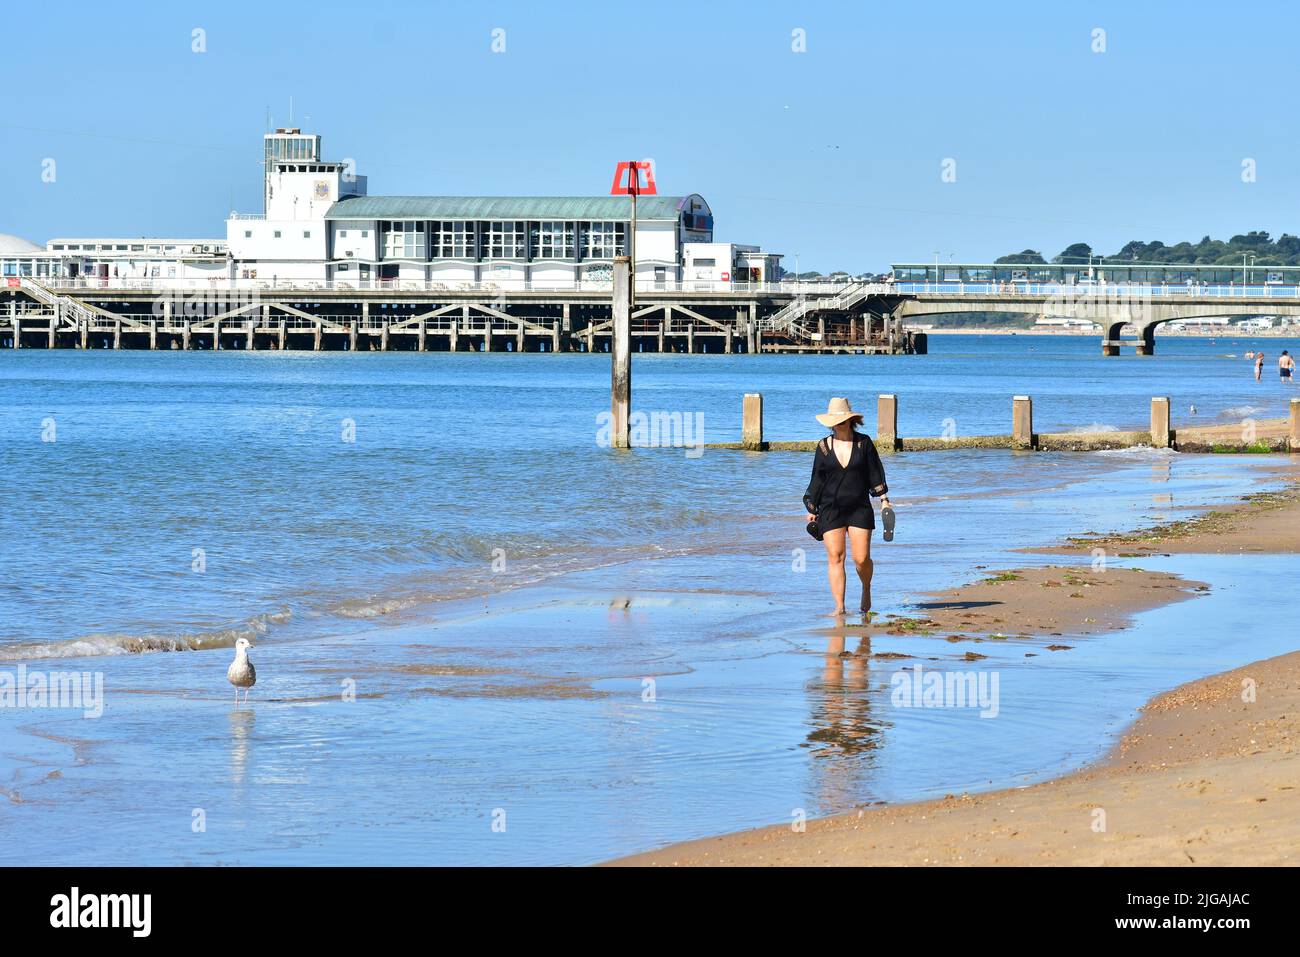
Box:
left=713, top=394, right=1300, bottom=453
left=593, top=271, right=1300, bottom=454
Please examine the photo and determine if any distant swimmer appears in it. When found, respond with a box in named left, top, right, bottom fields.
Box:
left=1281, top=350, right=1296, bottom=384
left=1256, top=352, right=1265, bottom=382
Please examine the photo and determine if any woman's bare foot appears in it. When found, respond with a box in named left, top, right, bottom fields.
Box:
left=827, top=606, right=847, bottom=617
left=860, top=590, right=871, bottom=615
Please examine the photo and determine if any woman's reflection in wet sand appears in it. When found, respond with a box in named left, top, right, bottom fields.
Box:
left=804, top=630, right=884, bottom=808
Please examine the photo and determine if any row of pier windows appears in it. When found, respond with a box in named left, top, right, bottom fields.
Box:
left=368, top=220, right=627, bottom=261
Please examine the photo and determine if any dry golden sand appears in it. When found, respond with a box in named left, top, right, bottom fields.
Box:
left=608, top=654, right=1300, bottom=867
left=606, top=479, right=1300, bottom=867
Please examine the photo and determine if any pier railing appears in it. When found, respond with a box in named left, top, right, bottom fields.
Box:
left=25, top=277, right=863, bottom=297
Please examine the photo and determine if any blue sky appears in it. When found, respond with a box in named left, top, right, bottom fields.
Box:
left=4, top=0, right=1299, bottom=271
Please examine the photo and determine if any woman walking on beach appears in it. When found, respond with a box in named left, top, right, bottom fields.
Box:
left=804, top=398, right=892, bottom=617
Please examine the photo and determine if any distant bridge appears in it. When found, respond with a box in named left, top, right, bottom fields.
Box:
left=763, top=280, right=1300, bottom=355
left=888, top=281, right=1300, bottom=354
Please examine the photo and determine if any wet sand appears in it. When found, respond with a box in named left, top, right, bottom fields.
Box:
left=607, top=479, right=1300, bottom=867
left=609, top=651, right=1300, bottom=865
left=1047, top=474, right=1300, bottom=556
left=870, top=565, right=1205, bottom=638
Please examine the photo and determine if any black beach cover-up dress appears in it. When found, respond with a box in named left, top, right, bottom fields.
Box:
left=803, top=431, right=889, bottom=532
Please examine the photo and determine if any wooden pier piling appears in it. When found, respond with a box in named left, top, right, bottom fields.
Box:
left=1291, top=398, right=1300, bottom=451
left=1013, top=395, right=1034, bottom=449
left=1151, top=397, right=1171, bottom=448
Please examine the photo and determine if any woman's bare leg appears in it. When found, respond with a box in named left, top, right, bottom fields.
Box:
left=847, top=526, right=874, bottom=613
left=822, top=527, right=847, bottom=616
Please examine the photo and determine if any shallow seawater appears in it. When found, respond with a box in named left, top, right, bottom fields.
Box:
left=0, top=339, right=1297, bottom=864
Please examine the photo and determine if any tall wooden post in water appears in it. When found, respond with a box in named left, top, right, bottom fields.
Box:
left=610, top=255, right=632, bottom=449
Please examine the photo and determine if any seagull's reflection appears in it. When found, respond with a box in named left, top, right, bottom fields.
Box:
left=228, top=707, right=255, bottom=786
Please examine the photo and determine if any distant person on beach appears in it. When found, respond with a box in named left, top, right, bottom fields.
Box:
left=1281, top=351, right=1295, bottom=383
left=1256, top=352, right=1265, bottom=381
left=804, top=398, right=892, bottom=617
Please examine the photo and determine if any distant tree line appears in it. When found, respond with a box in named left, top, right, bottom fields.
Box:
left=994, top=231, right=1300, bottom=266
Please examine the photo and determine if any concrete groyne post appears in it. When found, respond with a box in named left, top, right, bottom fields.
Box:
left=1013, top=395, right=1034, bottom=449
left=1151, top=396, right=1171, bottom=448
left=877, top=394, right=899, bottom=450
left=742, top=393, right=765, bottom=450
left=610, top=256, right=632, bottom=449
left=1290, top=398, right=1300, bottom=452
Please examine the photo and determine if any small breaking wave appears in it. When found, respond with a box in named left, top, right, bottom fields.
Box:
left=0, top=611, right=290, bottom=662
left=1221, top=405, right=1268, bottom=418
left=1094, top=445, right=1178, bottom=459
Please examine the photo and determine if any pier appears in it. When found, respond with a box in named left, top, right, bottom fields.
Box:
left=1, top=278, right=926, bottom=355
left=10, top=273, right=1300, bottom=357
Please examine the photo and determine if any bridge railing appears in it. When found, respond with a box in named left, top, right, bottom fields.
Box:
left=894, top=281, right=1300, bottom=299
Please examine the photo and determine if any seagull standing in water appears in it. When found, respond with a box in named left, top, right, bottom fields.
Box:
left=227, top=638, right=257, bottom=705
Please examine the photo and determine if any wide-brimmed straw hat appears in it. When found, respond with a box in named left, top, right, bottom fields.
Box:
left=815, top=397, right=863, bottom=428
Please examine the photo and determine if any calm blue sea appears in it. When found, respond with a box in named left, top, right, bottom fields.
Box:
left=0, top=333, right=1297, bottom=864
